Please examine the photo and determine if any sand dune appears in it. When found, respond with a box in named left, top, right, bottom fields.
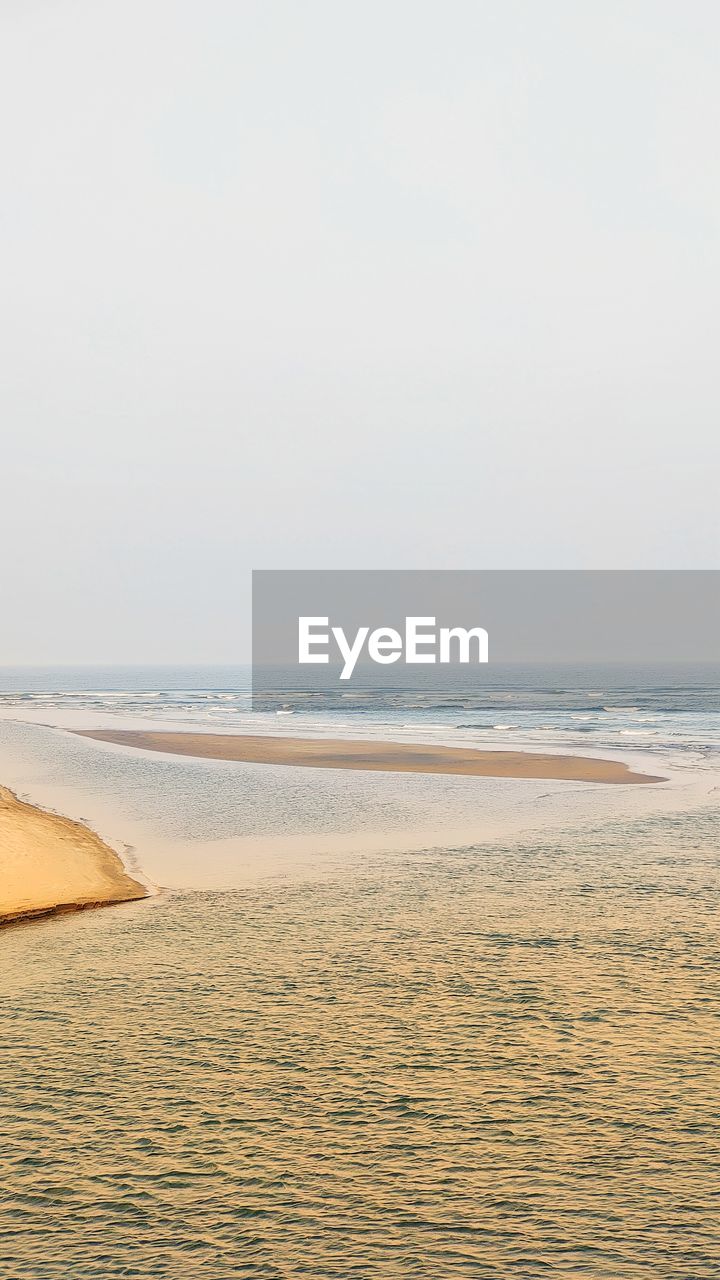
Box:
left=0, top=785, right=147, bottom=926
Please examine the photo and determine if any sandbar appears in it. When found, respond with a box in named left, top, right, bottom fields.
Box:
left=74, top=730, right=665, bottom=784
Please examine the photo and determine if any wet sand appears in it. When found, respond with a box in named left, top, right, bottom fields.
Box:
left=74, top=730, right=665, bottom=784
left=0, top=785, right=147, bottom=926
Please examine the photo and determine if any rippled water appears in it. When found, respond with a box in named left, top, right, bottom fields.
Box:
left=2, top=807, right=719, bottom=1278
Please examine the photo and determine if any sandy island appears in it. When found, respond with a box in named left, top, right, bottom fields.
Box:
left=0, top=786, right=147, bottom=926
left=74, top=730, right=665, bottom=784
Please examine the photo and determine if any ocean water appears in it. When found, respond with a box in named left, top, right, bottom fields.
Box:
left=1, top=664, right=720, bottom=760
left=1, top=665, right=719, bottom=1276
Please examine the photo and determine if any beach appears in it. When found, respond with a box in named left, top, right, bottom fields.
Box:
left=74, top=729, right=665, bottom=784
left=0, top=785, right=147, bottom=926
left=1, top=669, right=718, bottom=1277
left=0, top=726, right=663, bottom=925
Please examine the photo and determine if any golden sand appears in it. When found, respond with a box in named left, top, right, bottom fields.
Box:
left=74, top=730, right=664, bottom=784
left=0, top=785, right=147, bottom=926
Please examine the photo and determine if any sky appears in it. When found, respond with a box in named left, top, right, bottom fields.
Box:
left=1, top=0, right=719, bottom=662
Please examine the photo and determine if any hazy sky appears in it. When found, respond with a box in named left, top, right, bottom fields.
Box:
left=1, top=1, right=719, bottom=662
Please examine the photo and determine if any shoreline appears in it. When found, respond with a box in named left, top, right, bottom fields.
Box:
left=0, top=785, right=148, bottom=927
left=74, top=729, right=666, bottom=784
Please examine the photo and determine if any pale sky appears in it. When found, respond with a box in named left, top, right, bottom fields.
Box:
left=1, top=1, right=719, bottom=662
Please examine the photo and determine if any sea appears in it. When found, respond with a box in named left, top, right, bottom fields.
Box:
left=0, top=664, right=718, bottom=1278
